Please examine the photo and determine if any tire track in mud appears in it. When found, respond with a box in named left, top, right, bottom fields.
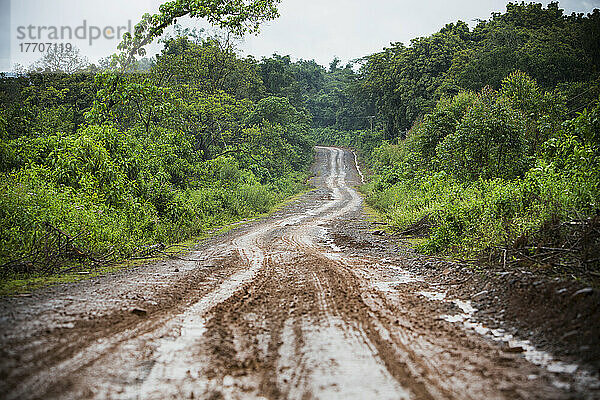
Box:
left=192, top=146, right=406, bottom=398
left=0, top=251, right=250, bottom=400
left=39, top=147, right=369, bottom=399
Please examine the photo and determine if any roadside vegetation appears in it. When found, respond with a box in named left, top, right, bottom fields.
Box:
left=1, top=1, right=599, bottom=287
left=0, top=0, right=313, bottom=284
left=365, top=75, right=599, bottom=275
left=309, top=2, right=600, bottom=278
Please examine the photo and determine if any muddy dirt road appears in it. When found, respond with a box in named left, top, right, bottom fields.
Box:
left=0, top=147, right=598, bottom=399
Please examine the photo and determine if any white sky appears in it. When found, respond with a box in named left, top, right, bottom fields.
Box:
left=241, top=0, right=599, bottom=65
left=2, top=0, right=599, bottom=71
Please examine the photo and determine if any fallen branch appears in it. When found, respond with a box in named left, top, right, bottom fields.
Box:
left=523, top=246, right=575, bottom=253
left=0, top=222, right=109, bottom=276
left=42, top=222, right=103, bottom=263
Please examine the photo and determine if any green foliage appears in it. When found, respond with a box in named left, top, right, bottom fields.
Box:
left=0, top=73, right=96, bottom=140
left=364, top=72, right=600, bottom=268
left=246, top=96, right=309, bottom=126
left=355, top=2, right=599, bottom=140
left=116, top=0, right=281, bottom=69
left=436, top=87, right=527, bottom=180
left=543, top=97, right=600, bottom=203
left=310, top=127, right=384, bottom=162
left=0, top=19, right=318, bottom=277
left=359, top=21, right=470, bottom=138
left=155, top=34, right=265, bottom=100
left=0, top=116, right=308, bottom=268
left=413, top=91, right=477, bottom=163
left=3, top=0, right=600, bottom=282
left=256, top=55, right=369, bottom=132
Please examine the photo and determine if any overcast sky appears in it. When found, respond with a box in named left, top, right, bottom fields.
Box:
left=240, top=0, right=600, bottom=66
left=2, top=0, right=599, bottom=71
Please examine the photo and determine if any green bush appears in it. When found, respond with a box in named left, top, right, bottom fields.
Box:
left=0, top=118, right=312, bottom=271
left=363, top=73, right=600, bottom=265
left=436, top=86, right=527, bottom=180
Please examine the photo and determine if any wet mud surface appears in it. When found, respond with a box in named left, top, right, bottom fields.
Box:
left=0, top=147, right=598, bottom=399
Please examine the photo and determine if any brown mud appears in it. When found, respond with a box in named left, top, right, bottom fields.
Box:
left=0, top=147, right=598, bottom=399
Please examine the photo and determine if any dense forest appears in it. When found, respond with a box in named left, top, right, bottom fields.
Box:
left=324, top=2, right=600, bottom=277
left=1, top=1, right=599, bottom=283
